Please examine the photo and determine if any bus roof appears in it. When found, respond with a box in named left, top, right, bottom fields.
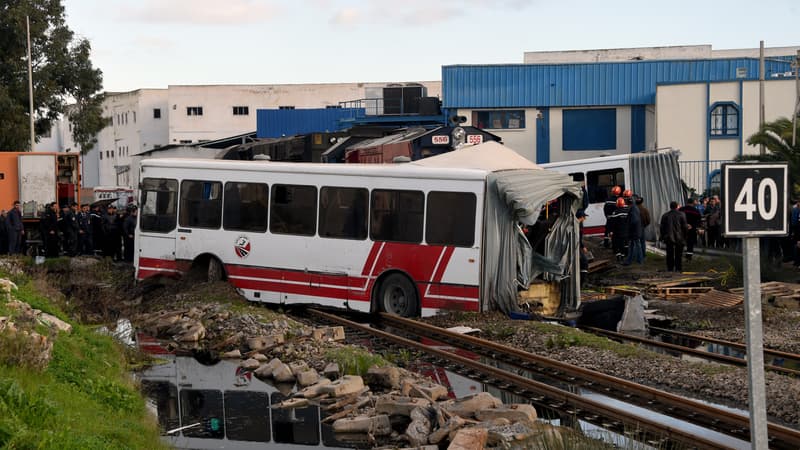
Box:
left=540, top=148, right=678, bottom=169
left=140, top=157, right=493, bottom=181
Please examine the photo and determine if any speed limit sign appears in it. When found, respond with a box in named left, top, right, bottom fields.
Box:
left=722, top=163, right=789, bottom=237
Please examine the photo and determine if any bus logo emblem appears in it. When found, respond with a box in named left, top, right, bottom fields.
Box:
left=234, top=236, right=251, bottom=259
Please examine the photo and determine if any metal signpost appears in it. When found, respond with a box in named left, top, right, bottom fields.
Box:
left=722, top=163, right=789, bottom=449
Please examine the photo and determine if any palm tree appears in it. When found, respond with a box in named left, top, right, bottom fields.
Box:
left=744, top=117, right=800, bottom=197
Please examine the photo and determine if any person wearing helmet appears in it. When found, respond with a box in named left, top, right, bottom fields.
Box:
left=622, top=189, right=633, bottom=198
left=123, top=204, right=138, bottom=263
left=623, top=194, right=644, bottom=265
left=608, top=197, right=630, bottom=262
left=603, top=186, right=623, bottom=248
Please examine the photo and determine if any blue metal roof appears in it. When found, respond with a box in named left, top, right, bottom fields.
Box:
left=256, top=108, right=364, bottom=138
left=442, top=57, right=794, bottom=108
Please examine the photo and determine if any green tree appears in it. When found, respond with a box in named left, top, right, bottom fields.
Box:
left=743, top=117, right=800, bottom=197
left=0, top=0, right=106, bottom=152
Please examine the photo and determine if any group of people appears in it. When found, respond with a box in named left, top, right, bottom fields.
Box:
left=1, top=200, right=138, bottom=262
left=601, top=186, right=651, bottom=266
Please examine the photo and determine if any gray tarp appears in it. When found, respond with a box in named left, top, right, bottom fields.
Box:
left=413, top=142, right=582, bottom=315
left=629, top=150, right=684, bottom=241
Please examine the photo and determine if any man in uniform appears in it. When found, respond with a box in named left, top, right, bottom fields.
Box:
left=679, top=198, right=702, bottom=261
left=102, top=205, right=122, bottom=261
left=6, top=201, right=24, bottom=255
left=41, top=202, right=60, bottom=258
left=661, top=201, right=688, bottom=272
left=603, top=186, right=622, bottom=248
left=122, top=204, right=137, bottom=262
left=77, top=203, right=93, bottom=256
left=608, top=197, right=629, bottom=262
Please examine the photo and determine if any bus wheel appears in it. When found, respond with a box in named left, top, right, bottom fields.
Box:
left=378, top=274, right=418, bottom=317
left=207, top=257, right=224, bottom=282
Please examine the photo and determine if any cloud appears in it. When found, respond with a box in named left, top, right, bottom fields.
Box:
left=124, top=0, right=280, bottom=25
left=327, top=0, right=533, bottom=27
left=132, top=36, right=175, bottom=50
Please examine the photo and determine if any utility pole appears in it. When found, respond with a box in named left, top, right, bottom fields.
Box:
left=793, top=49, right=799, bottom=148
left=759, top=41, right=765, bottom=156
left=27, top=15, right=35, bottom=152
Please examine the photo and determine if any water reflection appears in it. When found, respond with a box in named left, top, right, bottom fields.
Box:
left=141, top=357, right=358, bottom=449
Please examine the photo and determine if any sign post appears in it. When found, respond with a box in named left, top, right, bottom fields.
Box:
left=722, top=163, right=788, bottom=449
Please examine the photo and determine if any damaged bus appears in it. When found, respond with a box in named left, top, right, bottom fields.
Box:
left=135, top=141, right=582, bottom=317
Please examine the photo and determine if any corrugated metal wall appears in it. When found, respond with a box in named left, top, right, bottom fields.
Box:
left=256, top=108, right=364, bottom=138
left=443, top=58, right=794, bottom=108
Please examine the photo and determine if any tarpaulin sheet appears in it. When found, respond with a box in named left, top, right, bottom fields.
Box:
left=629, top=150, right=684, bottom=241
left=413, top=142, right=582, bottom=315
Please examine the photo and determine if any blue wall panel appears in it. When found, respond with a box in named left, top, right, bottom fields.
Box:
left=256, top=108, right=364, bottom=138
left=562, top=109, right=616, bottom=150
left=443, top=58, right=794, bottom=108
left=630, top=105, right=646, bottom=153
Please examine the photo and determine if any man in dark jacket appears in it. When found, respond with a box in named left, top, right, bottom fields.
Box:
left=624, top=196, right=644, bottom=265
left=58, top=204, right=79, bottom=256
left=102, top=205, right=122, bottom=261
left=7, top=201, right=24, bottom=255
left=41, top=202, right=60, bottom=258
left=77, top=204, right=93, bottom=256
left=608, top=197, right=629, bottom=262
left=660, top=201, right=688, bottom=272
left=91, top=205, right=104, bottom=255
left=603, top=185, right=622, bottom=248
left=122, top=205, right=137, bottom=262
left=679, top=198, right=702, bottom=261
left=636, top=196, right=651, bottom=260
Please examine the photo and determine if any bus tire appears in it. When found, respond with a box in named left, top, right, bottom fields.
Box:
left=378, top=273, right=418, bottom=318
left=207, top=257, right=224, bottom=282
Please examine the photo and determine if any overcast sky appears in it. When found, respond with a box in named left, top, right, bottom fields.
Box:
left=62, top=0, right=799, bottom=92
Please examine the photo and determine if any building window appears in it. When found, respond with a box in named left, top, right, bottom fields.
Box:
left=232, top=106, right=249, bottom=116
left=133, top=111, right=136, bottom=123
left=179, top=140, right=192, bottom=144
left=472, top=110, right=525, bottom=129
left=710, top=103, right=739, bottom=137
left=326, top=105, right=342, bottom=109
left=187, top=106, right=203, bottom=116
left=99, top=152, right=103, bottom=160
left=278, top=105, right=295, bottom=110
left=153, top=108, right=161, bottom=119
left=562, top=108, right=617, bottom=150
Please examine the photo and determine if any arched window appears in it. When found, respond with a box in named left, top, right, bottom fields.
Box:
left=709, top=102, right=739, bottom=137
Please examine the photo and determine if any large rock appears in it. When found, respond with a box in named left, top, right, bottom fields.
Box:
left=272, top=363, right=296, bottom=383
left=405, top=407, right=433, bottom=447
left=448, top=427, right=488, bottom=450
left=252, top=358, right=285, bottom=378
left=296, top=368, right=320, bottom=387
left=312, top=326, right=345, bottom=342
left=332, top=415, right=391, bottom=435
left=37, top=313, right=72, bottom=333
left=366, top=366, right=401, bottom=389
left=288, top=360, right=309, bottom=376
left=247, top=333, right=285, bottom=351
left=239, top=358, right=261, bottom=371
left=403, top=380, right=449, bottom=401
left=221, top=349, right=242, bottom=359
left=444, top=393, right=502, bottom=419
left=475, top=404, right=537, bottom=425
left=321, top=375, right=365, bottom=397
left=375, top=395, right=432, bottom=417
left=296, top=378, right=332, bottom=398
left=323, top=362, right=340, bottom=379
left=429, top=416, right=467, bottom=444
left=252, top=353, right=269, bottom=362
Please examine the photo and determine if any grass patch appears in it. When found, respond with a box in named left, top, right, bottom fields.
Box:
left=324, top=346, right=389, bottom=377
left=0, top=269, right=166, bottom=450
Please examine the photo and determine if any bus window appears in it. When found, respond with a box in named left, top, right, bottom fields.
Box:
left=179, top=180, right=222, bottom=229
left=319, top=187, right=368, bottom=240
left=223, top=182, right=268, bottom=232
left=140, top=178, right=178, bottom=233
left=370, top=189, right=424, bottom=243
left=586, top=169, right=624, bottom=204
left=270, top=184, right=317, bottom=236
left=426, top=192, right=476, bottom=247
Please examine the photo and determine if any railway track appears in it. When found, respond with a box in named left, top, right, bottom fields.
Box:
left=585, top=326, right=800, bottom=377
left=306, top=309, right=800, bottom=449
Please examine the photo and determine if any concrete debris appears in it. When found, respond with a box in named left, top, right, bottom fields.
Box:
left=252, top=353, right=269, bottom=362
left=273, top=397, right=309, bottom=409
left=296, top=368, right=320, bottom=387
left=375, top=395, right=432, bottom=417
left=312, top=326, right=345, bottom=342
left=239, top=358, right=261, bottom=371
left=221, top=349, right=242, bottom=359
left=177, top=322, right=205, bottom=342
left=295, top=378, right=332, bottom=398
left=475, top=404, right=537, bottom=425
left=429, top=416, right=467, bottom=444
left=247, top=333, right=284, bottom=351
left=321, top=375, right=365, bottom=397
left=288, top=360, right=309, bottom=376
left=405, top=406, right=433, bottom=447
left=323, top=362, right=340, bottom=379
left=447, top=427, right=488, bottom=450
left=366, top=366, right=401, bottom=389
left=332, top=415, right=392, bottom=436
left=272, top=363, right=296, bottom=383
left=403, top=380, right=449, bottom=401
left=444, top=392, right=502, bottom=419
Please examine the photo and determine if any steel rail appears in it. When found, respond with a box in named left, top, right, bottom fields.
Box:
left=585, top=326, right=800, bottom=378
left=650, top=326, right=800, bottom=363
left=308, top=309, right=726, bottom=449
left=377, top=313, right=800, bottom=449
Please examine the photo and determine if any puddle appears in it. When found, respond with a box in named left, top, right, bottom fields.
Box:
left=655, top=333, right=800, bottom=372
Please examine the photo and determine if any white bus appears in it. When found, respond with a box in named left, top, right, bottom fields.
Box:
left=541, top=149, right=683, bottom=238
left=135, top=143, right=581, bottom=317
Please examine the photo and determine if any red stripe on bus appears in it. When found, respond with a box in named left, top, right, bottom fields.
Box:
left=138, top=257, right=179, bottom=270
left=432, top=246, right=455, bottom=283
left=362, top=242, right=382, bottom=276
left=428, top=284, right=480, bottom=298
left=583, top=225, right=606, bottom=236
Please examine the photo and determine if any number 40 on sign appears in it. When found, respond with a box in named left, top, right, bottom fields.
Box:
left=722, top=163, right=789, bottom=237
